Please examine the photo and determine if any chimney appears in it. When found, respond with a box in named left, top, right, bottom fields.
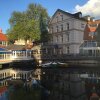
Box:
left=0, top=29, right=2, bottom=33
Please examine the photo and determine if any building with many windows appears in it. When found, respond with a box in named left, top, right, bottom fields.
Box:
left=46, top=9, right=87, bottom=55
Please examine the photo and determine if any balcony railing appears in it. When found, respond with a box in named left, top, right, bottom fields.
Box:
left=0, top=50, right=33, bottom=64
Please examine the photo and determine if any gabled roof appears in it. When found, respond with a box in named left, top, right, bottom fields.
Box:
left=50, top=9, right=86, bottom=23
left=0, top=29, right=7, bottom=41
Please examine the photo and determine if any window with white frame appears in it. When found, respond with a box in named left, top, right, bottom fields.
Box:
left=61, top=35, right=63, bottom=43
left=51, top=27, right=53, bottom=33
left=67, top=47, right=69, bottom=54
left=56, top=35, right=58, bottom=43
left=81, top=23, right=85, bottom=28
left=66, top=23, right=69, bottom=30
left=67, top=34, right=69, bottom=42
left=56, top=26, right=59, bottom=32
left=61, top=24, right=63, bottom=31
left=60, top=15, right=63, bottom=21
left=56, top=16, right=58, bottom=22
left=51, top=36, right=53, bottom=43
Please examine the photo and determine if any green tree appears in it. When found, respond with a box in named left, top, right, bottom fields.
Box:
left=40, top=14, right=50, bottom=42
left=7, top=3, right=49, bottom=44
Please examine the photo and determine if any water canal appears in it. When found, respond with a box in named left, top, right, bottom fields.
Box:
left=0, top=65, right=100, bottom=100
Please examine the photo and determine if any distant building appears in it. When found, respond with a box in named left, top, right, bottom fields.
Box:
left=84, top=24, right=97, bottom=41
left=46, top=9, right=87, bottom=55
left=0, top=29, right=8, bottom=47
left=0, top=44, right=34, bottom=86
left=80, top=18, right=100, bottom=56
left=83, top=16, right=100, bottom=41
left=14, top=39, right=33, bottom=46
left=6, top=44, right=33, bottom=61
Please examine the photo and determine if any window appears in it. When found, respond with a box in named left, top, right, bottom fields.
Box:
left=67, top=34, right=69, bottom=42
left=13, top=74, right=15, bottom=77
left=89, top=32, right=96, bottom=39
left=42, top=49, right=47, bottom=54
left=81, top=23, right=85, bottom=28
left=61, top=35, right=63, bottom=43
left=25, top=74, right=27, bottom=79
left=67, top=47, right=69, bottom=54
left=51, top=36, right=53, bottom=43
left=5, top=73, right=6, bottom=77
left=56, top=26, right=59, bottom=32
left=51, top=27, right=53, bottom=33
left=61, top=24, right=63, bottom=31
left=89, top=32, right=95, bottom=36
left=56, top=16, right=58, bottom=22
left=67, top=23, right=69, bottom=30
left=60, top=15, right=63, bottom=21
left=56, top=36, right=58, bottom=42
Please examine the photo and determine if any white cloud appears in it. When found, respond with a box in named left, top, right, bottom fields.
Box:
left=75, top=0, right=100, bottom=18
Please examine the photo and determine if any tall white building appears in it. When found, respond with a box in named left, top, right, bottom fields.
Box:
left=47, top=9, right=87, bottom=54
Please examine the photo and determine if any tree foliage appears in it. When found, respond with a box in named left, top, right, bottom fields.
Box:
left=7, top=3, right=49, bottom=44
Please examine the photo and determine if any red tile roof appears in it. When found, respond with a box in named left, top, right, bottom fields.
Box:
left=0, top=29, right=7, bottom=41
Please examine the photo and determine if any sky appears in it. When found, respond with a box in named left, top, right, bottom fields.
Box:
left=0, top=0, right=99, bottom=34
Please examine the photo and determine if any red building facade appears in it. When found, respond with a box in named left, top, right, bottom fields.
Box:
left=84, top=19, right=100, bottom=41
left=0, top=29, right=7, bottom=48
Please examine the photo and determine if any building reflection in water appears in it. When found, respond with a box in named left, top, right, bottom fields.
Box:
left=40, top=67, right=100, bottom=100
left=1, top=66, right=100, bottom=100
